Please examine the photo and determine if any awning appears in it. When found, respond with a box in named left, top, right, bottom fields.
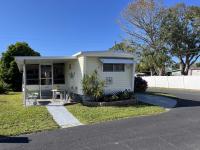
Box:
left=99, top=58, right=134, bottom=64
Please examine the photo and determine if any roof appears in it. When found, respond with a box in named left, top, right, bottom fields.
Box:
left=100, top=58, right=134, bottom=64
left=73, top=50, right=134, bottom=58
left=15, top=56, right=77, bottom=71
left=15, top=50, right=135, bottom=71
left=15, top=56, right=76, bottom=61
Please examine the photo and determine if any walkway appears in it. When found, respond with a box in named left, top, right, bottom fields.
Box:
left=46, top=106, right=82, bottom=128
left=136, top=93, right=177, bottom=108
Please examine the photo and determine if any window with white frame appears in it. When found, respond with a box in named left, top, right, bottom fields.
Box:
left=103, top=64, right=125, bottom=72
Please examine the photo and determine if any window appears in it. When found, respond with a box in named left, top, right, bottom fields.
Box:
left=103, top=64, right=113, bottom=72
left=103, top=64, right=125, bottom=72
left=114, top=64, right=124, bottom=72
left=26, top=64, right=39, bottom=85
left=53, top=63, right=65, bottom=84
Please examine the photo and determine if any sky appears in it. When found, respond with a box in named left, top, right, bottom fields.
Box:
left=0, top=0, right=200, bottom=56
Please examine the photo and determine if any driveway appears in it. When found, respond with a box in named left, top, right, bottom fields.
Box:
left=1, top=88, right=200, bottom=150
left=147, top=87, right=200, bottom=107
left=136, top=93, right=177, bottom=108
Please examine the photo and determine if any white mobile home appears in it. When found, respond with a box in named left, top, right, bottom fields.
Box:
left=15, top=51, right=136, bottom=106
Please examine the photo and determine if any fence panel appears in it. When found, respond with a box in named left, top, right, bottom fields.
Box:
left=142, top=76, right=200, bottom=90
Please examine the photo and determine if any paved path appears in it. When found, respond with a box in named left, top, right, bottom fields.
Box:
left=136, top=93, right=177, bottom=108
left=46, top=106, right=82, bottom=128
left=1, top=88, right=200, bottom=150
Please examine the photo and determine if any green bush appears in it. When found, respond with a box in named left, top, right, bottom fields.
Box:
left=99, top=90, right=135, bottom=102
left=82, top=70, right=105, bottom=101
left=0, top=81, right=9, bottom=94
left=134, top=77, right=148, bottom=92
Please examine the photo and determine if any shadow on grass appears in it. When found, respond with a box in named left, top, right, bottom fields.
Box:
left=0, top=135, right=30, bottom=143
left=143, top=91, right=200, bottom=108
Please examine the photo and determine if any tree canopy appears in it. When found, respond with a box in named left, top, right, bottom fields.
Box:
left=120, top=0, right=200, bottom=75
left=0, top=42, right=40, bottom=91
left=120, top=0, right=172, bottom=75
left=109, top=42, right=135, bottom=52
left=161, top=3, right=200, bottom=75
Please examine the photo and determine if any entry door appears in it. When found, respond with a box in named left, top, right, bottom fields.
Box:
left=40, top=65, right=53, bottom=99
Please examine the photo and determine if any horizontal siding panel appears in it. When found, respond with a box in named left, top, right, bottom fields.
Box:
left=86, top=57, right=132, bottom=93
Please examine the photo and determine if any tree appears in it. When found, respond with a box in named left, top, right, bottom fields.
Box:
left=136, top=49, right=172, bottom=75
left=109, top=41, right=135, bottom=52
left=0, top=42, right=40, bottom=91
left=161, top=4, right=200, bottom=75
left=120, top=0, right=171, bottom=75
left=196, top=62, right=200, bottom=67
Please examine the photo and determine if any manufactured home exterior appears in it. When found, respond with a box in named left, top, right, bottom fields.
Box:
left=15, top=51, right=136, bottom=106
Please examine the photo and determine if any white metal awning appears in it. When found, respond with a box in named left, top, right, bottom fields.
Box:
left=99, top=58, right=134, bottom=64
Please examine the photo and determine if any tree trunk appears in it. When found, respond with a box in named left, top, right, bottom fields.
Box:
left=150, top=69, right=154, bottom=76
left=180, top=63, right=189, bottom=75
left=158, top=67, right=165, bottom=76
left=180, top=63, right=186, bottom=75
left=184, top=64, right=190, bottom=75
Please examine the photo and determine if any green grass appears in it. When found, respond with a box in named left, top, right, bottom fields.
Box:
left=66, top=103, right=165, bottom=124
left=0, top=92, right=58, bottom=136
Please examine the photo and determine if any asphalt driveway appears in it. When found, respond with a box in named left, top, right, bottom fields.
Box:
left=1, top=88, right=200, bottom=150
left=147, top=87, right=200, bottom=108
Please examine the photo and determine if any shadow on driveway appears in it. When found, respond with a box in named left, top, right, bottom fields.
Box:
left=0, top=135, right=30, bottom=143
left=140, top=91, right=200, bottom=108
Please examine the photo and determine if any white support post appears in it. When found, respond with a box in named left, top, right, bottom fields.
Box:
left=52, top=62, right=54, bottom=95
left=39, top=64, right=41, bottom=99
left=131, top=63, right=136, bottom=92
left=23, top=61, right=27, bottom=106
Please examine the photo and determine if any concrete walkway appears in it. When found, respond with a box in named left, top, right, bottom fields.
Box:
left=136, top=93, right=177, bottom=108
left=46, top=106, right=82, bottom=128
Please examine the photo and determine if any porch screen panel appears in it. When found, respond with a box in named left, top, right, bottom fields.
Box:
left=41, top=65, right=52, bottom=85
left=26, top=64, right=39, bottom=85
left=53, top=63, right=65, bottom=84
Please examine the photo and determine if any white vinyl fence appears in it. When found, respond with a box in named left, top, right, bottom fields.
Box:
left=142, top=76, right=200, bottom=90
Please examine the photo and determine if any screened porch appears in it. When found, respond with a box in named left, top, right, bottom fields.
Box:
left=15, top=56, right=77, bottom=106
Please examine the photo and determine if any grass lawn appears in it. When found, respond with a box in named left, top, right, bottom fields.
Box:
left=0, top=92, right=58, bottom=136
left=66, top=103, right=165, bottom=124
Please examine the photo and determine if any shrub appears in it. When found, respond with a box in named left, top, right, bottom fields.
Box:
left=134, top=77, right=148, bottom=92
left=0, top=81, right=9, bottom=94
left=98, top=90, right=135, bottom=102
left=82, top=70, right=105, bottom=101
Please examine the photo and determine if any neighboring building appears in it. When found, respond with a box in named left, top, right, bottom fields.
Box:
left=15, top=51, right=136, bottom=106
left=188, top=67, right=200, bottom=76
left=171, top=67, right=200, bottom=76
left=171, top=69, right=182, bottom=76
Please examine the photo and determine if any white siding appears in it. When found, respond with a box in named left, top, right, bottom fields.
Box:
left=66, top=56, right=85, bottom=95
left=86, top=57, right=132, bottom=93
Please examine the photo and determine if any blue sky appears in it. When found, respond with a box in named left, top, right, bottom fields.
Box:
left=0, top=0, right=200, bottom=56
